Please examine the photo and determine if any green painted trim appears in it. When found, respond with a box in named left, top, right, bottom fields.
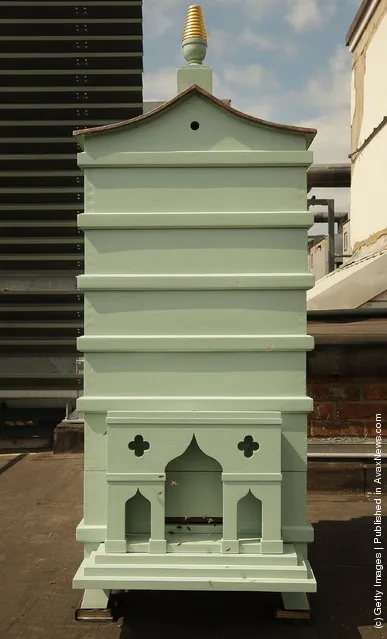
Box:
left=222, top=473, right=282, bottom=482
left=78, top=335, right=314, bottom=352
left=75, top=523, right=314, bottom=543
left=78, top=274, right=315, bottom=291
left=78, top=150, right=313, bottom=168
left=77, top=396, right=313, bottom=413
left=106, top=473, right=165, bottom=482
left=76, top=521, right=107, bottom=542
left=282, top=524, right=314, bottom=542
left=78, top=211, right=314, bottom=229
left=106, top=410, right=282, bottom=425
left=73, top=561, right=317, bottom=591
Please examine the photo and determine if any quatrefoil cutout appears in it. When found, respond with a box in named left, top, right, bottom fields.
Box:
left=128, top=435, right=150, bottom=457
left=238, top=435, right=259, bottom=458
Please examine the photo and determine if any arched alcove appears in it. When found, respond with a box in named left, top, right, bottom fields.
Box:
left=125, top=490, right=151, bottom=538
left=165, top=436, right=223, bottom=526
left=237, top=490, right=262, bottom=539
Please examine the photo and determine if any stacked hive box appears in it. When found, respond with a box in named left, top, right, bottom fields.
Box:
left=73, top=85, right=317, bottom=612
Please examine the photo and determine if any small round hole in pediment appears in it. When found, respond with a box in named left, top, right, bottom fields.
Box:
left=190, top=121, right=200, bottom=131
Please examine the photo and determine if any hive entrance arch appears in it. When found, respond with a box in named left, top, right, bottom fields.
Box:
left=165, top=436, right=223, bottom=534
left=125, top=490, right=151, bottom=539
left=237, top=490, right=262, bottom=539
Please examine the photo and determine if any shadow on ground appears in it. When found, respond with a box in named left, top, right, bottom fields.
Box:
left=114, top=515, right=382, bottom=639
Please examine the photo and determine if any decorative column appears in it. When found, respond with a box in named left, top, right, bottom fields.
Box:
left=177, top=5, right=212, bottom=93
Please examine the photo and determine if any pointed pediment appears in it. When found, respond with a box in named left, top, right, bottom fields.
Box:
left=75, top=85, right=316, bottom=155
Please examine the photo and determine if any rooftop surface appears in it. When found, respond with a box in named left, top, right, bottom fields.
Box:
left=0, top=453, right=382, bottom=638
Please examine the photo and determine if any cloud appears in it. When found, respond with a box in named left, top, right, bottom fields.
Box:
left=209, top=29, right=237, bottom=56
left=238, top=28, right=299, bottom=58
left=143, top=0, right=339, bottom=40
left=143, top=67, right=177, bottom=101
left=223, top=64, right=264, bottom=87
left=239, top=99, right=278, bottom=121
left=299, top=111, right=350, bottom=164
left=142, top=0, right=181, bottom=37
left=212, top=0, right=337, bottom=31
left=286, top=0, right=321, bottom=31
left=293, top=46, right=351, bottom=111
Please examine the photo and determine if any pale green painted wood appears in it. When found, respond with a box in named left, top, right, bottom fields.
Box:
left=83, top=290, right=307, bottom=336
left=281, top=472, right=309, bottom=530
left=84, top=414, right=107, bottom=471
left=281, top=413, right=308, bottom=472
left=75, top=86, right=316, bottom=603
left=78, top=150, right=312, bottom=167
left=83, top=410, right=308, bottom=473
left=84, top=228, right=308, bottom=275
left=79, top=94, right=308, bottom=154
left=78, top=211, right=314, bottom=229
left=78, top=273, right=314, bottom=290
left=83, top=542, right=100, bottom=559
left=80, top=588, right=110, bottom=610
left=83, top=352, right=307, bottom=397
left=78, top=396, right=313, bottom=413
left=73, top=564, right=317, bottom=593
left=78, top=336, right=314, bottom=352
left=83, top=470, right=107, bottom=526
left=84, top=167, right=307, bottom=213
left=177, top=65, right=212, bottom=92
left=106, top=419, right=281, bottom=475
left=76, top=520, right=107, bottom=543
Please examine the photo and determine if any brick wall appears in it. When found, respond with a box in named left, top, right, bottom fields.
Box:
left=307, top=344, right=387, bottom=437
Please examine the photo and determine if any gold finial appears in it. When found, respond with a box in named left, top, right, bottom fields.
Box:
left=182, top=5, right=207, bottom=43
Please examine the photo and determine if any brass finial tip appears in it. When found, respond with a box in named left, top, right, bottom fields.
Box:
left=182, top=5, right=207, bottom=43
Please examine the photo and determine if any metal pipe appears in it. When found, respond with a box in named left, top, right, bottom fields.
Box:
left=307, top=197, right=336, bottom=273
left=327, top=199, right=335, bottom=273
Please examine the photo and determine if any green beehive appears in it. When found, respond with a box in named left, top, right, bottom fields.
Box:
left=73, top=6, right=317, bottom=616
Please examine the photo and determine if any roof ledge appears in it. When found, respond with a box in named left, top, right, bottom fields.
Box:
left=307, top=249, right=387, bottom=311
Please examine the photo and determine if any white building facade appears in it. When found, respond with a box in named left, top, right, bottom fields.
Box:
left=347, top=0, right=387, bottom=252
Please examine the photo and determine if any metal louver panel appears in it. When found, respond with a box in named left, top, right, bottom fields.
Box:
left=0, top=1, right=143, bottom=424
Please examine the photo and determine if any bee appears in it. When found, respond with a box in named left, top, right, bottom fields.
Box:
left=171, top=481, right=178, bottom=486
left=177, top=541, right=182, bottom=547
left=225, top=547, right=231, bottom=552
left=157, top=491, right=163, bottom=495
left=186, top=526, right=192, bottom=532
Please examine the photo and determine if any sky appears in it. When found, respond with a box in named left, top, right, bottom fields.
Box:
left=142, top=0, right=362, bottom=228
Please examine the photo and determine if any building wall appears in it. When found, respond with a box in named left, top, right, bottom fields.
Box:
left=308, top=235, right=343, bottom=281
left=351, top=2, right=387, bottom=150
left=350, top=126, right=387, bottom=248
left=350, top=4, right=387, bottom=248
left=307, top=344, right=387, bottom=437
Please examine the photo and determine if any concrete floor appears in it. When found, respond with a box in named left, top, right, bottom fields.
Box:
left=0, top=453, right=383, bottom=639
